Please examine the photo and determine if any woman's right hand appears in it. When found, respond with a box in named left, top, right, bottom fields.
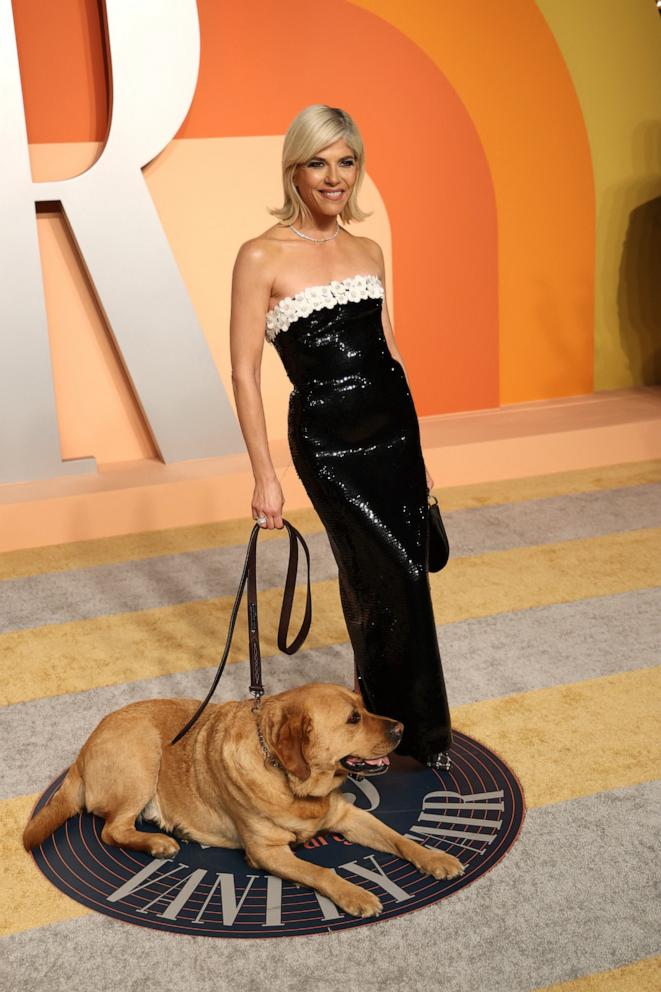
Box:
left=252, top=475, right=285, bottom=529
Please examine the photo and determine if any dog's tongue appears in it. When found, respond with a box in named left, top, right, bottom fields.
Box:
left=347, top=755, right=390, bottom=767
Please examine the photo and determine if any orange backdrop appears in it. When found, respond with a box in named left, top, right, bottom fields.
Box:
left=11, top=0, right=594, bottom=463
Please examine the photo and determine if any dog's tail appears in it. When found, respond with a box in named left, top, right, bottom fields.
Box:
left=23, top=762, right=85, bottom=851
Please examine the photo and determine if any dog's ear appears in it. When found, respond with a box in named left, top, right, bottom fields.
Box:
left=271, top=707, right=313, bottom=781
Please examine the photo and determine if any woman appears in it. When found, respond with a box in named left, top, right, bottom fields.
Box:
left=229, top=104, right=452, bottom=770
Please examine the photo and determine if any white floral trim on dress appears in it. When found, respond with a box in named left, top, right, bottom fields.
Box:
left=265, top=273, right=384, bottom=342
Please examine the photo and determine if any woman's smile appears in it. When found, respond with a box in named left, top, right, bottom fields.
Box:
left=318, top=189, right=345, bottom=200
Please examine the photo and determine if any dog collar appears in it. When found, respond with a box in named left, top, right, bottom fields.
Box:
left=254, top=713, right=284, bottom=770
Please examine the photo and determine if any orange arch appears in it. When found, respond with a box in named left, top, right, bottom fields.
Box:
left=186, top=1, right=499, bottom=415
left=351, top=0, right=595, bottom=405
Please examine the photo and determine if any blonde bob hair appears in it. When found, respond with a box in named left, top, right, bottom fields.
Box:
left=268, top=104, right=373, bottom=227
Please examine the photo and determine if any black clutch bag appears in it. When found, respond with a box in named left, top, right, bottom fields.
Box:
left=427, top=491, right=450, bottom=572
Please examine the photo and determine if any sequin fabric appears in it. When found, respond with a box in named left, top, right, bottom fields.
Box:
left=268, top=275, right=452, bottom=758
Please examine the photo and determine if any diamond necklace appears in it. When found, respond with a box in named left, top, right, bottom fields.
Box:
left=289, top=219, right=340, bottom=243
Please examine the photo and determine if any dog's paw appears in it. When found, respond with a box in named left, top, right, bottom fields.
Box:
left=337, top=884, right=383, bottom=918
left=146, top=834, right=181, bottom=858
left=417, top=849, right=465, bottom=880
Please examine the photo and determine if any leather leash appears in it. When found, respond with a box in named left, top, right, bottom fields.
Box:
left=170, top=519, right=312, bottom=746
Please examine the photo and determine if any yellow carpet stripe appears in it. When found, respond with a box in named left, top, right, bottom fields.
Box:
left=2, top=665, right=658, bottom=937
left=1, top=581, right=328, bottom=707
left=1, top=527, right=658, bottom=708
left=534, top=955, right=661, bottom=991
left=453, top=666, right=661, bottom=808
left=1, top=458, right=659, bottom=580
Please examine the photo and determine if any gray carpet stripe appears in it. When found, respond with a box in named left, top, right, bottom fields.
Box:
left=4, top=587, right=659, bottom=801
left=0, top=531, right=331, bottom=634
left=3, top=780, right=658, bottom=992
left=1, top=483, right=659, bottom=633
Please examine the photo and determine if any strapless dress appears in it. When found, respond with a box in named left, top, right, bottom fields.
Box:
left=265, top=272, right=452, bottom=762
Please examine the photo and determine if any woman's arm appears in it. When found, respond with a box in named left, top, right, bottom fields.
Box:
left=229, top=242, right=285, bottom=529
left=363, top=240, right=411, bottom=380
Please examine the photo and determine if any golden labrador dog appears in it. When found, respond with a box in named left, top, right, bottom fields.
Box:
left=23, top=682, right=464, bottom=918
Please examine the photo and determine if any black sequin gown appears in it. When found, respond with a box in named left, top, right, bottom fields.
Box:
left=266, top=272, right=452, bottom=760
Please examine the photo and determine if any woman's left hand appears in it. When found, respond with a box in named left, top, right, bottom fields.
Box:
left=425, top=463, right=434, bottom=492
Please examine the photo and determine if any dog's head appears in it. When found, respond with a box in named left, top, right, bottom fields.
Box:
left=262, top=682, right=403, bottom=788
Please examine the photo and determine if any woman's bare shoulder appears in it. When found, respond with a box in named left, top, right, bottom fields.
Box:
left=233, top=225, right=290, bottom=279
left=246, top=223, right=293, bottom=249
left=353, top=234, right=384, bottom=266
left=235, top=224, right=292, bottom=267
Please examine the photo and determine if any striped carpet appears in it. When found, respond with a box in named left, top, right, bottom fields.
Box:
left=1, top=458, right=659, bottom=991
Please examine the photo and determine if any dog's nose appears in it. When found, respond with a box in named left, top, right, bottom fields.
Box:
left=389, top=722, right=404, bottom=742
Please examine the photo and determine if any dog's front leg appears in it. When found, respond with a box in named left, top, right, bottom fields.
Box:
left=243, top=841, right=384, bottom=919
left=331, top=803, right=465, bottom=881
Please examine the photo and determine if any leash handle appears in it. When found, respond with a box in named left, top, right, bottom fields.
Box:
left=170, top=519, right=312, bottom=745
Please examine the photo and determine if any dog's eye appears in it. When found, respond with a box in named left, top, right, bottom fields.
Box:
left=347, top=710, right=361, bottom=724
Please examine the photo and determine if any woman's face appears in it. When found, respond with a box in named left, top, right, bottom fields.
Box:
left=293, top=138, right=358, bottom=219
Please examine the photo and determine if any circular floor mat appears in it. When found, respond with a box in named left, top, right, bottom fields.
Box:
left=28, top=730, right=525, bottom=938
